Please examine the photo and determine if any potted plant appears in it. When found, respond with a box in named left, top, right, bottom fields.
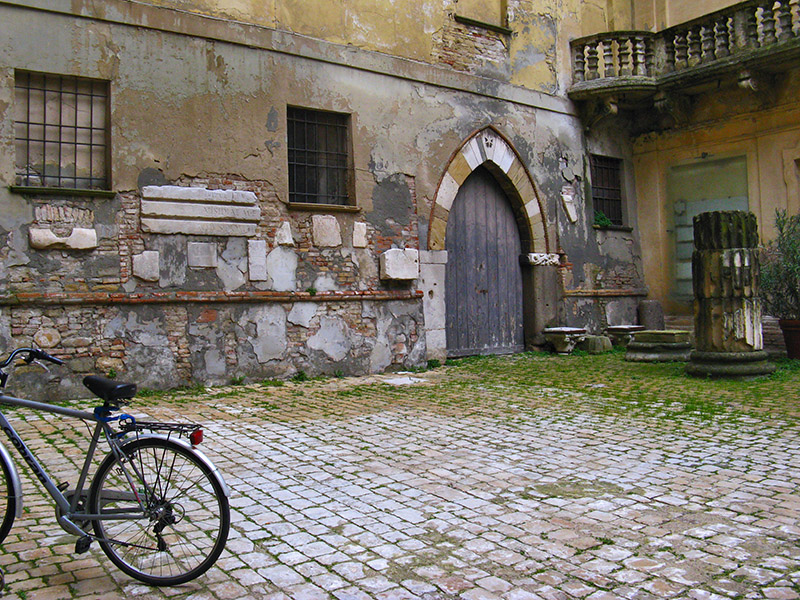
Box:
left=760, top=210, right=800, bottom=359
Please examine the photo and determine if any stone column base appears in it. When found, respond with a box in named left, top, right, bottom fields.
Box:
left=606, top=325, right=645, bottom=347
left=686, top=350, right=775, bottom=379
left=625, top=341, right=693, bottom=362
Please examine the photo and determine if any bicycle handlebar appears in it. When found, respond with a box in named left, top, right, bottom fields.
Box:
left=0, top=348, right=64, bottom=370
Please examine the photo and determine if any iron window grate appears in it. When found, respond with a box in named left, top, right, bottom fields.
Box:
left=287, top=107, right=350, bottom=205
left=590, top=154, right=623, bottom=226
left=14, top=71, right=109, bottom=190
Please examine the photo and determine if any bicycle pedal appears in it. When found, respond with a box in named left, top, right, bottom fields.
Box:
left=75, top=536, right=92, bottom=554
left=57, top=482, right=69, bottom=492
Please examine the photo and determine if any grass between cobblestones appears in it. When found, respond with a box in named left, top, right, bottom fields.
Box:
left=137, top=349, right=800, bottom=427
left=434, top=350, right=800, bottom=422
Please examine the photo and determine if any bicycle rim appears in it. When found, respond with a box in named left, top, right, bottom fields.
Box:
left=89, top=438, right=229, bottom=585
left=0, top=455, right=17, bottom=544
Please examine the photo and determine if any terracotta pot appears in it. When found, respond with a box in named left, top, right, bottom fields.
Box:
left=778, top=319, right=800, bottom=360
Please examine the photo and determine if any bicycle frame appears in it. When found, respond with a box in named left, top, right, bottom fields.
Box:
left=0, top=392, right=148, bottom=537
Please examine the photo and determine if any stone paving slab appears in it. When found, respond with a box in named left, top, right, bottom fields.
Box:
left=0, top=362, right=798, bottom=599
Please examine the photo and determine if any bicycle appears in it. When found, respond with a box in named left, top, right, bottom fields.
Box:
left=0, top=347, right=230, bottom=587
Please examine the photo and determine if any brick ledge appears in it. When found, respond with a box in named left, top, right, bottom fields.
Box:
left=0, top=289, right=423, bottom=307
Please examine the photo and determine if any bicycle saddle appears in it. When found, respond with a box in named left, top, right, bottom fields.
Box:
left=83, top=375, right=137, bottom=403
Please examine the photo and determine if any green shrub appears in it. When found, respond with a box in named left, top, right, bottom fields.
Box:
left=761, top=210, right=800, bottom=319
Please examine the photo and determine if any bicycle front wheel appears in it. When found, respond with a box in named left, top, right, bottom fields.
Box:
left=0, top=450, right=18, bottom=545
left=89, top=438, right=230, bottom=585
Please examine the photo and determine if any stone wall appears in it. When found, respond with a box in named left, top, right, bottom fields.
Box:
left=1, top=171, right=424, bottom=399
left=3, top=297, right=424, bottom=400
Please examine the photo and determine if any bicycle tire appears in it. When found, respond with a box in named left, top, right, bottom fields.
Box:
left=88, top=437, right=229, bottom=585
left=0, top=453, right=17, bottom=545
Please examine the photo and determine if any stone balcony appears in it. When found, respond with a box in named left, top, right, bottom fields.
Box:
left=569, top=0, right=800, bottom=121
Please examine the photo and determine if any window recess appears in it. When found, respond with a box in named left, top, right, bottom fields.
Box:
left=287, top=106, right=353, bottom=207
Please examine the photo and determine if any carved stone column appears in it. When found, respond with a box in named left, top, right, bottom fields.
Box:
left=686, top=211, right=775, bottom=377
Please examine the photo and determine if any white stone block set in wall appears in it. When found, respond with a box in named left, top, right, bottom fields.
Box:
left=129, top=186, right=419, bottom=293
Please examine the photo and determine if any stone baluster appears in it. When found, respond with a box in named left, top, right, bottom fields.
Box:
left=602, top=38, right=616, bottom=77
left=793, top=0, right=800, bottom=36
left=573, top=44, right=585, bottom=82
left=777, top=0, right=793, bottom=40
left=645, top=38, right=655, bottom=75
left=662, top=33, right=676, bottom=72
left=742, top=4, right=760, bottom=48
left=619, top=37, right=631, bottom=75
left=688, top=26, right=702, bottom=65
left=700, top=25, right=716, bottom=62
left=715, top=17, right=731, bottom=57
left=794, top=0, right=800, bottom=36
left=674, top=29, right=688, bottom=68
left=585, top=41, right=600, bottom=80
left=633, top=36, right=648, bottom=75
left=762, top=1, right=778, bottom=45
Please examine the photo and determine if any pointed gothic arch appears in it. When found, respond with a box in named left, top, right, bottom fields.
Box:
left=420, top=128, right=560, bottom=360
left=428, top=127, right=552, bottom=255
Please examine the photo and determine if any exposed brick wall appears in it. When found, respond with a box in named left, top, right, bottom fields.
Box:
left=433, top=12, right=508, bottom=74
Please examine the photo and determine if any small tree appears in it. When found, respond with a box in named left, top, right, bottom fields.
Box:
left=760, top=210, right=800, bottom=320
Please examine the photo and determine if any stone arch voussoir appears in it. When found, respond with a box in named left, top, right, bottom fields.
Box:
left=428, top=127, right=551, bottom=256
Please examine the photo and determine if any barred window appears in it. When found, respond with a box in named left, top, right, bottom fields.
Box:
left=14, top=71, right=109, bottom=190
left=590, top=154, right=624, bottom=226
left=287, top=106, right=351, bottom=205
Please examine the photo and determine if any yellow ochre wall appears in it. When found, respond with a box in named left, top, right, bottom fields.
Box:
left=633, top=86, right=800, bottom=314
left=576, top=2, right=799, bottom=314
left=631, top=0, right=740, bottom=31
left=139, top=0, right=442, bottom=61
left=581, top=0, right=742, bottom=34
left=91, top=0, right=798, bottom=318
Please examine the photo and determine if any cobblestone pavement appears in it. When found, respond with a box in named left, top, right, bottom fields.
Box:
left=1, top=358, right=799, bottom=600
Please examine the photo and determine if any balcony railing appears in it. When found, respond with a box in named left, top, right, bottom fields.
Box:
left=570, top=0, right=800, bottom=100
left=572, top=32, right=655, bottom=82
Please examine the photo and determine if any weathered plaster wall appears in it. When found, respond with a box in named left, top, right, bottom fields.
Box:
left=0, top=1, right=623, bottom=397
left=135, top=0, right=599, bottom=95
left=556, top=116, right=647, bottom=330
left=633, top=77, right=800, bottom=314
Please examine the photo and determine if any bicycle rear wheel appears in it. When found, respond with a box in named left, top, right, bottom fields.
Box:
left=89, top=437, right=229, bottom=585
left=0, top=452, right=17, bottom=545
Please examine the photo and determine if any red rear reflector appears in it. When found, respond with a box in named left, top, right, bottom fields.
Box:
left=190, top=429, right=203, bottom=446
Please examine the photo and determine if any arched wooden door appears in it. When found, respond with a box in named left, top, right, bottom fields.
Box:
left=445, top=166, right=524, bottom=357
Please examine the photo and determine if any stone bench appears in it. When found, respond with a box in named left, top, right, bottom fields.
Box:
left=543, top=327, right=586, bottom=355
